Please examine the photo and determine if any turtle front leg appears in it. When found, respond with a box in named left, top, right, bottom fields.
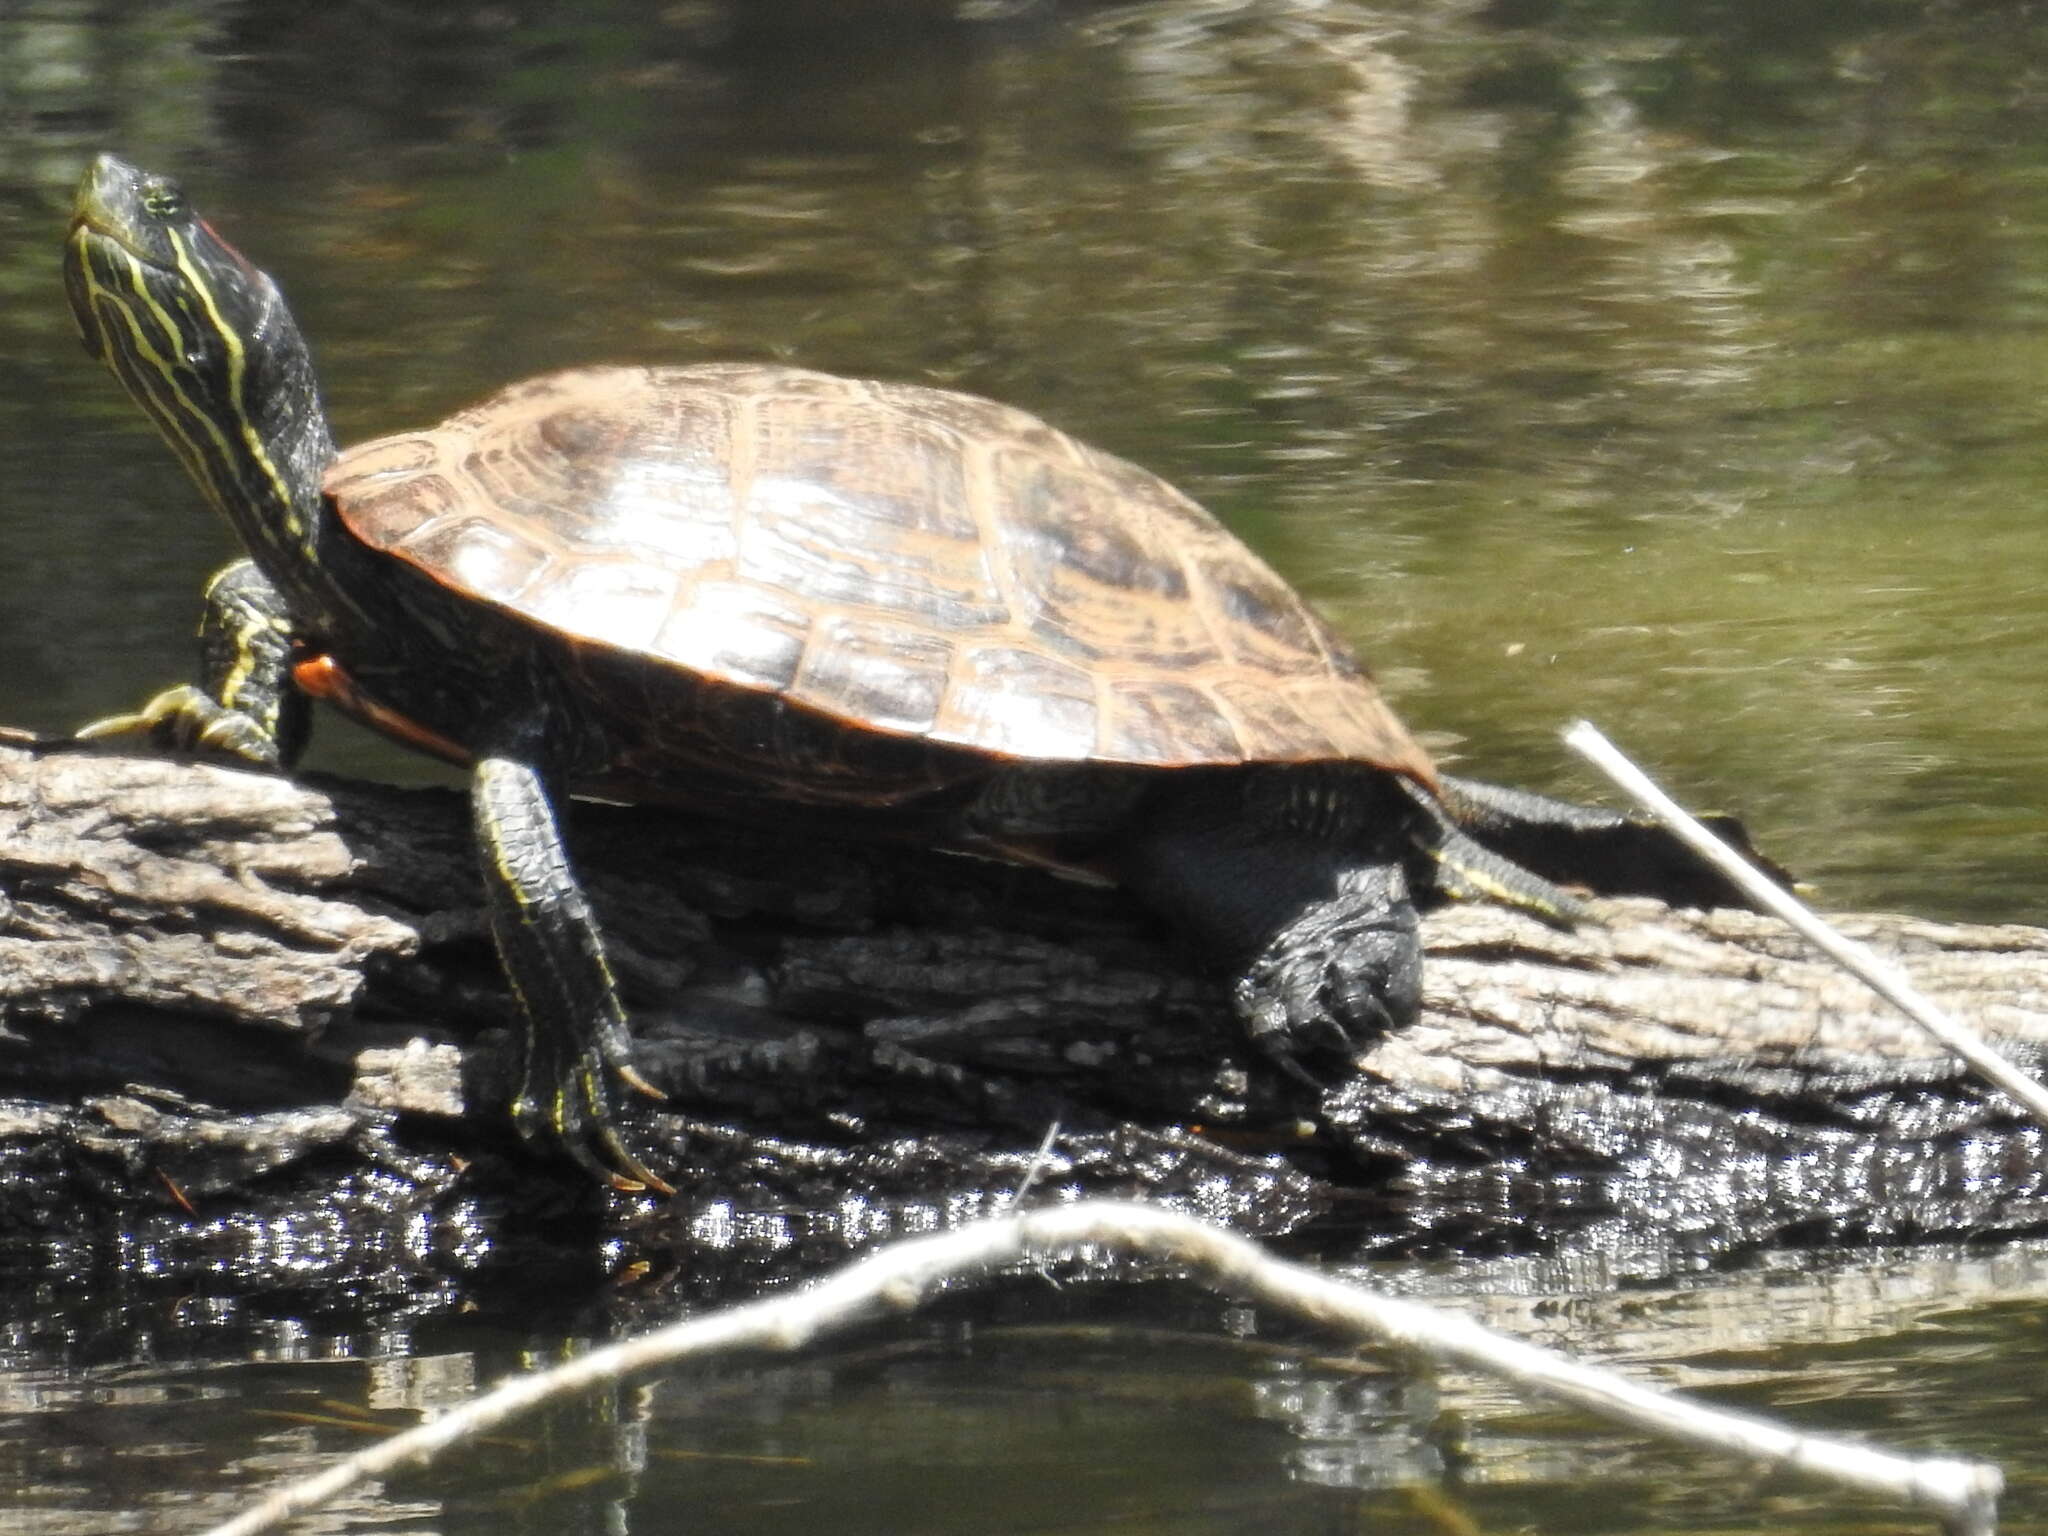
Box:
left=78, top=559, right=308, bottom=769
left=471, top=756, right=674, bottom=1195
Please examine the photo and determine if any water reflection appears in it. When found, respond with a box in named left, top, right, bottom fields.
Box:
left=5, top=1241, right=2048, bottom=1533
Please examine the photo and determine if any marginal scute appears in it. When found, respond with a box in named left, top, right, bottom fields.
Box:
left=394, top=515, right=550, bottom=603
left=654, top=579, right=812, bottom=693
left=1103, top=679, right=1242, bottom=765
left=328, top=430, right=439, bottom=483
left=789, top=615, right=953, bottom=737
left=521, top=559, right=678, bottom=654
left=536, top=403, right=620, bottom=464
left=325, top=443, right=461, bottom=547
left=940, top=645, right=1101, bottom=759
left=325, top=362, right=1432, bottom=778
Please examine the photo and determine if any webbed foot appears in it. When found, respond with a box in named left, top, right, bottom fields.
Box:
left=1116, top=779, right=1428, bottom=1085
left=474, top=755, right=676, bottom=1196
left=75, top=560, right=305, bottom=771
left=506, top=1018, right=674, bottom=1197
left=1233, top=864, right=1421, bottom=1083
left=78, top=684, right=284, bottom=768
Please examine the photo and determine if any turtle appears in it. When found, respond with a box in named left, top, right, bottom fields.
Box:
left=62, top=155, right=1733, bottom=1193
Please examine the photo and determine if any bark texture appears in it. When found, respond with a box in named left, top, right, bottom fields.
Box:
left=2, top=735, right=2044, bottom=1306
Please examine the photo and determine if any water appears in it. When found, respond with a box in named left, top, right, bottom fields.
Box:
left=7, top=1243, right=2047, bottom=1534
left=8, top=2, right=2048, bottom=926
left=2, top=1, right=2048, bottom=1531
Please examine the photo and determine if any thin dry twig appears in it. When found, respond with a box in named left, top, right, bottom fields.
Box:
left=1565, top=718, right=2048, bottom=1130
left=199, top=1201, right=2002, bottom=1536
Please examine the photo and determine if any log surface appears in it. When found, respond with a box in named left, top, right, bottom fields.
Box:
left=3, top=736, right=2044, bottom=1305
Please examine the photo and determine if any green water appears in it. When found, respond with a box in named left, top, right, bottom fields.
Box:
left=6, top=1243, right=2044, bottom=1535
left=2, top=1, right=2047, bottom=1531
left=7, top=1, right=2048, bottom=921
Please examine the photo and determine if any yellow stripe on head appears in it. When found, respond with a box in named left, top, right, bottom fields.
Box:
left=68, top=219, right=304, bottom=546
left=164, top=225, right=301, bottom=540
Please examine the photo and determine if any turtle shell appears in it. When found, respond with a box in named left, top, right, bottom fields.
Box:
left=323, top=364, right=1435, bottom=782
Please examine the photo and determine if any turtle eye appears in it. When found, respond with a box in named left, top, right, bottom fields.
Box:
left=140, top=177, right=186, bottom=221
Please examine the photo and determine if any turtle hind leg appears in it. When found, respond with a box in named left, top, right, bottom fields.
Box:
left=471, top=755, right=674, bottom=1195
left=1230, top=861, right=1420, bottom=1081
left=1432, top=772, right=1786, bottom=910
left=1114, top=774, right=1422, bottom=1079
left=78, top=558, right=308, bottom=769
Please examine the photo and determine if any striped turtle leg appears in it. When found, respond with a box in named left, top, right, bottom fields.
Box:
left=471, top=756, right=674, bottom=1195
left=78, top=558, right=308, bottom=769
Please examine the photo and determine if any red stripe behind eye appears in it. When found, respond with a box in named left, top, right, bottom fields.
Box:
left=196, top=215, right=259, bottom=277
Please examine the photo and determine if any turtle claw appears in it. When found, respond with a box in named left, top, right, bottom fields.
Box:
left=508, top=999, right=676, bottom=1196
left=1236, top=963, right=1399, bottom=1084
left=510, top=1067, right=676, bottom=1197
left=78, top=685, right=281, bottom=769
left=1233, top=871, right=1420, bottom=1084
left=600, top=1141, right=676, bottom=1197
left=613, top=1059, right=668, bottom=1103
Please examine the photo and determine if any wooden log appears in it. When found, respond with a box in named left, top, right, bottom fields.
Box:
left=2, top=735, right=2043, bottom=1298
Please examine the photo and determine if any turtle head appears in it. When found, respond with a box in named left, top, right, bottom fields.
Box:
left=64, top=155, right=334, bottom=564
